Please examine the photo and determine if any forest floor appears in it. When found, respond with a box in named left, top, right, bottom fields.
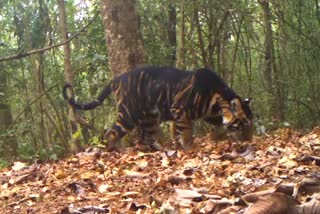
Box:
left=1, top=128, right=320, bottom=214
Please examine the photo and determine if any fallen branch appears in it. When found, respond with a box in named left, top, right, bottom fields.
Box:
left=61, top=206, right=109, bottom=214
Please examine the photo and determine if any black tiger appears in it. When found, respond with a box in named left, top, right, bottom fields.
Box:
left=63, top=66, right=252, bottom=151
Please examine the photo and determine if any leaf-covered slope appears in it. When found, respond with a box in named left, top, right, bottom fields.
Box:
left=1, top=128, right=320, bottom=213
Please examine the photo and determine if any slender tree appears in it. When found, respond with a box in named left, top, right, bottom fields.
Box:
left=176, top=0, right=186, bottom=69
left=259, top=0, right=281, bottom=121
left=0, top=67, right=17, bottom=161
left=57, top=0, right=82, bottom=153
left=167, top=2, right=177, bottom=66
left=193, top=0, right=208, bottom=68
left=260, top=0, right=273, bottom=92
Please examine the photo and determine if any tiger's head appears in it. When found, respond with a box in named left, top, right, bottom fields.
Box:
left=193, top=67, right=253, bottom=133
left=206, top=94, right=252, bottom=126
left=205, top=96, right=253, bottom=141
left=220, top=97, right=252, bottom=129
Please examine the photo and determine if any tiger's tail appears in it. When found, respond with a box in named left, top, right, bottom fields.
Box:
left=63, top=83, right=112, bottom=110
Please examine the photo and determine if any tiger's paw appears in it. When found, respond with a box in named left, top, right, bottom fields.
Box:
left=134, top=141, right=163, bottom=152
left=104, top=141, right=120, bottom=152
left=178, top=141, right=197, bottom=153
left=149, top=141, right=164, bottom=152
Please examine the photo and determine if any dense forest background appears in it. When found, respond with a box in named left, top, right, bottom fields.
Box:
left=0, top=0, right=320, bottom=165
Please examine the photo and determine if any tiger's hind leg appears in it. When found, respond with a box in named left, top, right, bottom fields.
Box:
left=139, top=108, right=163, bottom=151
left=102, top=114, right=134, bottom=152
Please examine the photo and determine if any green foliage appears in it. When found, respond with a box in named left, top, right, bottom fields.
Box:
left=0, top=0, right=108, bottom=162
left=138, top=0, right=177, bottom=65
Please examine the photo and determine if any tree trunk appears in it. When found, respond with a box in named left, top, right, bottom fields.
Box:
left=261, top=0, right=286, bottom=123
left=315, top=0, right=320, bottom=25
left=29, top=53, right=47, bottom=147
left=22, top=13, right=40, bottom=150
left=176, top=0, right=186, bottom=69
left=260, top=0, right=281, bottom=122
left=57, top=0, right=82, bottom=153
left=168, top=3, right=177, bottom=66
left=260, top=0, right=273, bottom=91
left=276, top=4, right=287, bottom=121
left=100, top=0, right=145, bottom=76
left=0, top=67, right=17, bottom=162
left=217, top=33, right=229, bottom=82
left=193, top=0, right=208, bottom=68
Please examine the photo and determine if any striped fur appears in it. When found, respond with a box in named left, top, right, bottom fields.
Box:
left=63, top=66, right=252, bottom=150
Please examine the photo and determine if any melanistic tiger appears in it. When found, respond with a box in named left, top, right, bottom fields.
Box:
left=63, top=66, right=252, bottom=151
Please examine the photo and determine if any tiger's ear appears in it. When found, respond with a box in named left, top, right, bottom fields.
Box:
left=243, top=98, right=251, bottom=105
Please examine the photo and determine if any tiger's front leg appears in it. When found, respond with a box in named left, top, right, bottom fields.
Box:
left=172, top=110, right=194, bottom=150
left=175, top=121, right=194, bottom=150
